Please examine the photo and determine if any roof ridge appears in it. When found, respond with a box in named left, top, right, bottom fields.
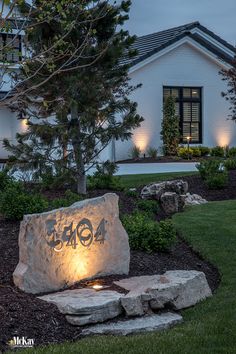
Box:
left=136, top=21, right=200, bottom=41
left=122, top=22, right=235, bottom=68
left=196, top=23, right=236, bottom=53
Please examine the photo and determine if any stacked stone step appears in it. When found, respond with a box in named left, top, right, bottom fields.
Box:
left=38, top=270, right=212, bottom=335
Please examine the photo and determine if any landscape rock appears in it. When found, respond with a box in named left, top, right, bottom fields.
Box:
left=121, top=295, right=144, bottom=317
left=115, top=274, right=161, bottom=293
left=153, top=270, right=212, bottom=310
left=141, top=180, right=188, bottom=200
left=81, top=313, right=183, bottom=336
left=183, top=193, right=208, bottom=206
left=160, top=192, right=185, bottom=215
left=14, top=193, right=130, bottom=294
left=39, top=288, right=123, bottom=326
left=115, top=270, right=212, bottom=311
left=141, top=180, right=207, bottom=214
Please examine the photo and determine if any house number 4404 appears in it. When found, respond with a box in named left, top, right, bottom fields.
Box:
left=46, top=218, right=107, bottom=252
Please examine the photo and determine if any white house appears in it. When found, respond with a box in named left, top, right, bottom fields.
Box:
left=109, top=21, right=236, bottom=161
left=0, top=21, right=236, bottom=161
left=0, top=2, right=26, bottom=161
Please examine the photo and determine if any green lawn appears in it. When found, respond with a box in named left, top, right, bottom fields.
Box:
left=119, top=171, right=196, bottom=188
left=18, top=198, right=236, bottom=354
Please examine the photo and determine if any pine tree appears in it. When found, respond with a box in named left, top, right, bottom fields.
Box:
left=4, top=0, right=143, bottom=194
left=161, top=96, right=180, bottom=156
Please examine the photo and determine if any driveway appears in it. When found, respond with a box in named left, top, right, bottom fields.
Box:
left=0, top=162, right=198, bottom=178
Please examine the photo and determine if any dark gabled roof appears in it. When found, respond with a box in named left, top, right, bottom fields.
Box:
left=197, top=22, right=236, bottom=53
left=123, top=22, right=236, bottom=68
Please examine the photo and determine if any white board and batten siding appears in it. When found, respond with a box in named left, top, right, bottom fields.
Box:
left=0, top=72, right=25, bottom=159
left=0, top=108, right=25, bottom=159
left=0, top=0, right=26, bottom=160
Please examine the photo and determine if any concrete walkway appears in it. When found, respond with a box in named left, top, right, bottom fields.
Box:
left=114, top=162, right=197, bottom=176
left=0, top=162, right=198, bottom=178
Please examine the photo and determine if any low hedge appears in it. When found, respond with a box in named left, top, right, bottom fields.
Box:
left=0, top=182, right=48, bottom=220
left=121, top=211, right=176, bottom=253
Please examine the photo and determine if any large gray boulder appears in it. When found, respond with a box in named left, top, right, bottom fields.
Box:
left=39, top=288, right=123, bottom=326
left=160, top=192, right=185, bottom=215
left=141, top=180, right=188, bottom=200
left=14, top=193, right=130, bottom=294
left=149, top=270, right=212, bottom=310
left=115, top=270, right=212, bottom=312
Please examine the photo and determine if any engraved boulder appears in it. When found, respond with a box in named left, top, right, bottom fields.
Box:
left=13, top=193, right=130, bottom=294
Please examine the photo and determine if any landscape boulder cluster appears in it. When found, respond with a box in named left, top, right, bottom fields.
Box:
left=141, top=180, right=207, bottom=215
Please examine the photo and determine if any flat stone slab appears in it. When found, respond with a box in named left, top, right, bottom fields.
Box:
left=81, top=312, right=183, bottom=336
left=39, top=270, right=212, bottom=326
left=115, top=274, right=161, bottom=292
left=39, top=288, right=123, bottom=325
left=14, top=193, right=130, bottom=294
left=115, top=270, right=212, bottom=313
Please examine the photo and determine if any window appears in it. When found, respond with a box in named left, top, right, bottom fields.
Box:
left=163, top=86, right=202, bottom=143
left=0, top=33, right=22, bottom=63
left=0, top=91, right=8, bottom=99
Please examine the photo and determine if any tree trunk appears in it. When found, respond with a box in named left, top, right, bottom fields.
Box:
left=70, top=102, right=87, bottom=195
left=77, top=173, right=86, bottom=195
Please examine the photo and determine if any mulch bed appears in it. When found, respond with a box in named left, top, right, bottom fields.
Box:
left=1, top=170, right=234, bottom=351
left=182, top=170, right=236, bottom=201
left=117, top=156, right=211, bottom=164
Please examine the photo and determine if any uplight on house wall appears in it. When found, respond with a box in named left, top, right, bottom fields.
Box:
left=132, top=131, right=151, bottom=154
left=216, top=131, right=231, bottom=147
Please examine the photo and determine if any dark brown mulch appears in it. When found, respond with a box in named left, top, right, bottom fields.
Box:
left=117, top=156, right=211, bottom=164
left=0, top=217, right=220, bottom=352
left=42, top=171, right=236, bottom=206
left=182, top=170, right=236, bottom=201
left=0, top=220, right=80, bottom=352
left=88, top=189, right=138, bottom=217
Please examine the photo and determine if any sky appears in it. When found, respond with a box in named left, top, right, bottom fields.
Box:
left=125, top=0, right=236, bottom=46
